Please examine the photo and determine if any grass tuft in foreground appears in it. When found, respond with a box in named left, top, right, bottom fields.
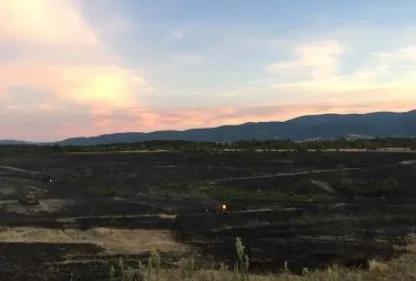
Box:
left=106, top=237, right=415, bottom=281
left=109, top=237, right=251, bottom=281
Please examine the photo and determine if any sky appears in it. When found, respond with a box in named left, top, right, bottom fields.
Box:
left=1, top=0, right=416, bottom=141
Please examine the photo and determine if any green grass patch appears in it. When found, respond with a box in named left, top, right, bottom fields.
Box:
left=83, top=185, right=124, bottom=197
left=207, top=187, right=333, bottom=202
left=145, top=182, right=333, bottom=203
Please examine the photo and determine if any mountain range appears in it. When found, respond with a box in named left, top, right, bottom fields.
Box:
left=2, top=109, right=416, bottom=145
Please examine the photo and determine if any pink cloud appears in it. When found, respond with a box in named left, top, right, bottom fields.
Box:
left=41, top=100, right=416, bottom=140
left=2, top=2, right=416, bottom=142
left=0, top=61, right=149, bottom=108
left=37, top=103, right=55, bottom=111
left=0, top=0, right=150, bottom=117
left=1, top=99, right=415, bottom=141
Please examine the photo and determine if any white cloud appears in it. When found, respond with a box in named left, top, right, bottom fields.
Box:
left=0, top=0, right=98, bottom=46
left=160, top=26, right=192, bottom=47
left=172, top=29, right=186, bottom=39
left=267, top=37, right=416, bottom=104
left=267, top=40, right=344, bottom=80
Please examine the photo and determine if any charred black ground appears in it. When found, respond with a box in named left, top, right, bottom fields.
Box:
left=1, top=149, right=416, bottom=280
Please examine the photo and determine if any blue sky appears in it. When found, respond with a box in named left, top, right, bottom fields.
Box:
left=1, top=0, right=416, bottom=141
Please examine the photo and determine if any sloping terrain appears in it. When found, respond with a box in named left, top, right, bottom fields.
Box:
left=1, top=109, right=416, bottom=144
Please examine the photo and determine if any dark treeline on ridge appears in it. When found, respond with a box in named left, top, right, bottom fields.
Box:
left=1, top=137, right=416, bottom=154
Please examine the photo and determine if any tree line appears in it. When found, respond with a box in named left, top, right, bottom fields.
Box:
left=0, top=137, right=416, bottom=154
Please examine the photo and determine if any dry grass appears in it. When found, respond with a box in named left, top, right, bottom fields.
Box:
left=98, top=236, right=416, bottom=281
left=66, top=150, right=171, bottom=154
left=1, top=226, right=416, bottom=280
left=91, top=228, right=187, bottom=253
left=308, top=148, right=415, bottom=153
left=107, top=237, right=416, bottom=281
left=0, top=227, right=188, bottom=254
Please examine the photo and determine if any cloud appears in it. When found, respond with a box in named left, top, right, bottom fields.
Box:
left=37, top=103, right=55, bottom=111
left=2, top=4, right=416, bottom=142
left=160, top=26, right=192, bottom=47
left=268, top=40, right=344, bottom=80
left=0, top=62, right=148, bottom=107
left=21, top=99, right=409, bottom=141
left=0, top=0, right=150, bottom=114
left=3, top=104, right=21, bottom=111
left=2, top=88, right=415, bottom=142
left=0, top=94, right=92, bottom=141
left=268, top=37, right=416, bottom=103
left=172, top=28, right=187, bottom=39
left=0, top=0, right=98, bottom=46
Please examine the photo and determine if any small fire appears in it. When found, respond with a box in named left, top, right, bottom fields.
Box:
left=221, top=203, right=227, bottom=210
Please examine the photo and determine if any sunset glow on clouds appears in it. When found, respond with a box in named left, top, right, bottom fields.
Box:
left=1, top=0, right=416, bottom=141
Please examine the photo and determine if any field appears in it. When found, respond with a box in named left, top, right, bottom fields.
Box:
left=1, top=150, right=416, bottom=280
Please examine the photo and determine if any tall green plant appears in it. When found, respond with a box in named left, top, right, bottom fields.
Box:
left=234, top=237, right=250, bottom=281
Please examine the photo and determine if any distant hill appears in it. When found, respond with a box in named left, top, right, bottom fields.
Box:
left=2, top=109, right=416, bottom=145
left=0, top=140, right=36, bottom=145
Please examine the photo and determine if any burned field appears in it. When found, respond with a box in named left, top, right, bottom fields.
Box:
left=1, top=150, right=416, bottom=280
